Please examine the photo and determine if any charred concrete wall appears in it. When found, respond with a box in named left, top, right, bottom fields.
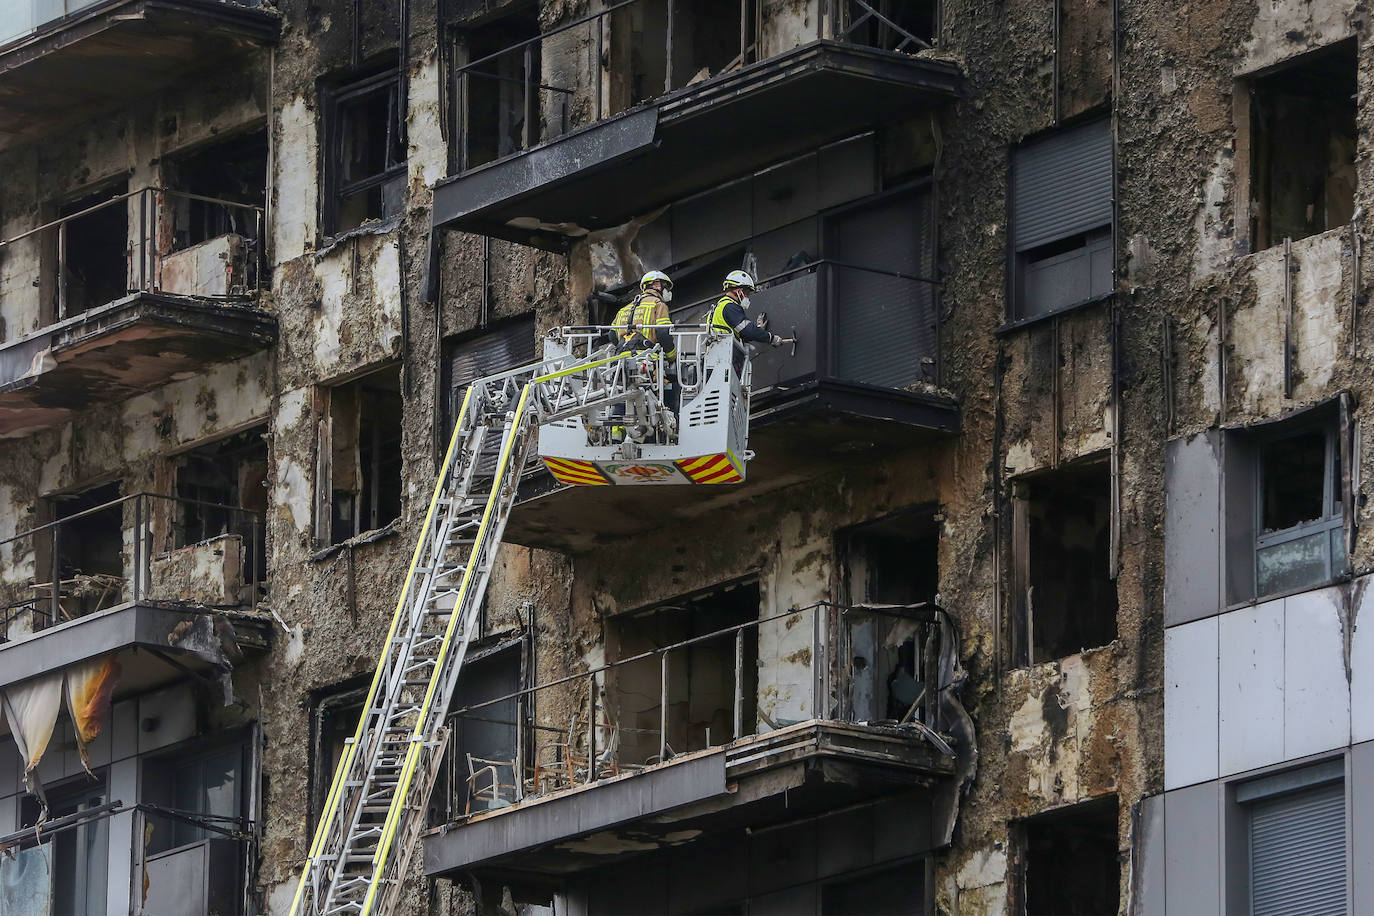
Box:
left=3, top=0, right=1373, bottom=912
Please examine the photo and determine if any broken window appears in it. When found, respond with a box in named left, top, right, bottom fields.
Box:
left=1018, top=797, right=1119, bottom=916
left=172, top=425, right=268, bottom=571
left=839, top=0, right=936, bottom=51
left=36, top=481, right=125, bottom=622
left=453, top=4, right=542, bottom=171
left=840, top=508, right=940, bottom=723
left=50, top=180, right=129, bottom=320
left=1009, top=118, right=1113, bottom=321
left=439, top=640, right=524, bottom=820
left=317, top=365, right=404, bottom=546
left=165, top=129, right=268, bottom=250
left=1225, top=411, right=1348, bottom=603
left=1011, top=460, right=1117, bottom=666
left=310, top=678, right=369, bottom=829
left=1237, top=760, right=1346, bottom=913
left=441, top=316, right=537, bottom=439
left=607, top=580, right=759, bottom=766
left=322, top=61, right=406, bottom=236
left=19, top=775, right=109, bottom=916
left=1245, top=40, right=1356, bottom=251
left=140, top=741, right=249, bottom=916
left=608, top=1, right=757, bottom=114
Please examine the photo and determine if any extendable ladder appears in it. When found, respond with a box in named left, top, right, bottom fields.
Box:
left=288, top=342, right=685, bottom=916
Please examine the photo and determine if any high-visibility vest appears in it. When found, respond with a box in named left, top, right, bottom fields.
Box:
left=613, top=294, right=675, bottom=356
left=710, top=295, right=738, bottom=336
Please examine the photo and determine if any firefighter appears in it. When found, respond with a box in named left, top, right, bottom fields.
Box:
left=710, top=270, right=786, bottom=348
left=610, top=270, right=678, bottom=442
left=612, top=270, right=676, bottom=358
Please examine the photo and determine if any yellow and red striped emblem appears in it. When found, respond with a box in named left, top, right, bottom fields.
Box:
left=543, top=457, right=611, bottom=486
left=675, top=453, right=743, bottom=485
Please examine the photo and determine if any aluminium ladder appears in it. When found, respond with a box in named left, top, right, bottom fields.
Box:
left=288, top=333, right=736, bottom=916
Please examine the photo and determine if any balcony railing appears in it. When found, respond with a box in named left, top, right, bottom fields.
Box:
left=664, top=257, right=941, bottom=392
left=0, top=491, right=262, bottom=643
left=452, top=0, right=932, bottom=173
left=436, top=599, right=958, bottom=821
left=0, top=186, right=265, bottom=326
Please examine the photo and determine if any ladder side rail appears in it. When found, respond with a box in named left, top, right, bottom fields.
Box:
left=318, top=413, right=506, bottom=909
left=288, top=383, right=484, bottom=916
left=356, top=384, right=541, bottom=916
left=314, top=417, right=495, bottom=910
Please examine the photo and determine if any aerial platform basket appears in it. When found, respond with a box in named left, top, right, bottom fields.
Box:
left=537, top=326, right=752, bottom=486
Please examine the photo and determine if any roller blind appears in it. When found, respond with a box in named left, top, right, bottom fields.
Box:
left=1249, top=779, right=1347, bottom=916
left=1011, top=118, right=1113, bottom=252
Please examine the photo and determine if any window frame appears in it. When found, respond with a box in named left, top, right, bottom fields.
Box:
left=1252, top=420, right=1346, bottom=596
left=320, top=64, right=407, bottom=237
left=314, top=363, right=405, bottom=548
left=1004, top=114, right=1115, bottom=328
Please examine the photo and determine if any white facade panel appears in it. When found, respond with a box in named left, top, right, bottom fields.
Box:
left=1284, top=588, right=1350, bottom=760
left=1351, top=584, right=1374, bottom=743
left=1218, top=599, right=1284, bottom=776
left=1166, top=615, right=1220, bottom=790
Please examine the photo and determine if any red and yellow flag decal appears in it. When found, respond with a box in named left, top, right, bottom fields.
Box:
left=544, top=457, right=611, bottom=486
left=676, top=453, right=742, bottom=484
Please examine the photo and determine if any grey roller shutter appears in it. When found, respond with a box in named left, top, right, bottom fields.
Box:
left=442, top=317, right=538, bottom=472
left=1249, top=780, right=1347, bottom=916
left=829, top=186, right=935, bottom=389
left=1011, top=118, right=1113, bottom=252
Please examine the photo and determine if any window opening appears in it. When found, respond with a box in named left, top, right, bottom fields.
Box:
left=608, top=581, right=760, bottom=767
left=440, top=642, right=523, bottom=820
left=1011, top=460, right=1117, bottom=666
left=323, top=365, right=403, bottom=545
left=1019, top=797, right=1119, bottom=916
left=19, top=776, right=109, bottom=916
left=165, top=130, right=267, bottom=251
left=1247, top=39, right=1356, bottom=251
left=840, top=0, right=936, bottom=52
left=455, top=5, right=541, bottom=171
left=608, top=1, right=757, bottom=114
left=1009, top=118, right=1113, bottom=321
left=172, top=426, right=268, bottom=588
left=310, top=678, right=369, bottom=830
left=323, top=62, right=406, bottom=235
left=441, top=316, right=537, bottom=439
left=1253, top=420, right=1345, bottom=598
left=141, top=744, right=246, bottom=854
left=38, top=481, right=124, bottom=620
left=52, top=180, right=129, bottom=319
left=840, top=508, right=939, bottom=722
left=1238, top=761, right=1346, bottom=914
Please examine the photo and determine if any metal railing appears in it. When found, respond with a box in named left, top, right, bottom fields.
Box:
left=451, top=0, right=932, bottom=173
left=0, top=186, right=265, bottom=325
left=662, top=257, right=941, bottom=389
left=438, top=600, right=957, bottom=820
left=0, top=491, right=262, bottom=642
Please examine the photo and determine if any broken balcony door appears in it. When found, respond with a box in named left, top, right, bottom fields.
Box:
left=840, top=509, right=940, bottom=723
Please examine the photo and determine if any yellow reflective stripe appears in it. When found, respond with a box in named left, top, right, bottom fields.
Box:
left=289, top=384, right=476, bottom=916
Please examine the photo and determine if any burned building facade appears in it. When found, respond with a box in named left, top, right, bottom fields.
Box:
left=0, top=0, right=1369, bottom=913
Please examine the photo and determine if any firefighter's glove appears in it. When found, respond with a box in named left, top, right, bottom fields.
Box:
left=770, top=334, right=785, bottom=347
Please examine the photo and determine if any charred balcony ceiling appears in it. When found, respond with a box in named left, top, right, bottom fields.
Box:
left=431, top=41, right=965, bottom=250
left=508, top=382, right=959, bottom=553
left=0, top=0, right=280, bottom=151
left=423, top=721, right=954, bottom=887
left=0, top=293, right=276, bottom=437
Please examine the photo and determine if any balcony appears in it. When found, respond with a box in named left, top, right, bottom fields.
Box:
left=0, top=186, right=275, bottom=436
left=0, top=491, right=268, bottom=696
left=423, top=599, right=967, bottom=894
left=432, top=0, right=961, bottom=249
left=506, top=258, right=958, bottom=551
left=0, top=0, right=279, bottom=149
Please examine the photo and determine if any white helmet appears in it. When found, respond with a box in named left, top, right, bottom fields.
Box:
left=640, top=269, right=672, bottom=301
left=723, top=269, right=756, bottom=291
